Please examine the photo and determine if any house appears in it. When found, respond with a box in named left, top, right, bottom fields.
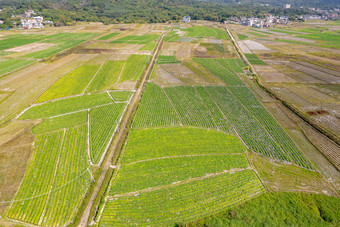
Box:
left=21, top=16, right=44, bottom=29
left=0, top=20, right=3, bottom=25
left=284, top=4, right=291, bottom=9
left=183, top=16, right=190, bottom=23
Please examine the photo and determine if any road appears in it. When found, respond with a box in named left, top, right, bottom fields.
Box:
left=77, top=32, right=166, bottom=226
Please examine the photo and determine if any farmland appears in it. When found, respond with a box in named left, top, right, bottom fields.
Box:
left=98, top=127, right=264, bottom=226
left=0, top=22, right=339, bottom=227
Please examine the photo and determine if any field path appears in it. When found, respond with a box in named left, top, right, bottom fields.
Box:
left=77, top=32, right=167, bottom=227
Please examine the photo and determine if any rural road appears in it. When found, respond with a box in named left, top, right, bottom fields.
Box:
left=77, top=32, right=167, bottom=226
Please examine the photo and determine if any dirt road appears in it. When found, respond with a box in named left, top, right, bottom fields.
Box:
left=77, top=32, right=166, bottom=227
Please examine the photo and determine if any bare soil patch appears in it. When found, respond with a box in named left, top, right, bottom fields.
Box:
left=244, top=40, right=271, bottom=51
left=237, top=41, right=252, bottom=53
left=112, top=81, right=137, bottom=90
left=152, top=63, right=211, bottom=86
left=0, top=131, right=34, bottom=213
left=6, top=43, right=56, bottom=53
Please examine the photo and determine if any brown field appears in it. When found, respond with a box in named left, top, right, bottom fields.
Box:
left=6, top=43, right=56, bottom=53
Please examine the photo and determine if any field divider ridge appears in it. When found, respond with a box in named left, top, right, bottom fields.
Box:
left=107, top=168, right=250, bottom=200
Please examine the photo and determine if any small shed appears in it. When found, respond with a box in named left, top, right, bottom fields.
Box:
left=183, top=16, right=191, bottom=23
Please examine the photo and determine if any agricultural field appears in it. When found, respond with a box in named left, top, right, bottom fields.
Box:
left=240, top=21, right=340, bottom=147
left=0, top=21, right=339, bottom=227
left=98, top=127, right=265, bottom=226
left=0, top=22, right=166, bottom=227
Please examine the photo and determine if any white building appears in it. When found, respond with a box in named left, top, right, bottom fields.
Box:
left=183, top=16, right=191, bottom=23
left=284, top=4, right=291, bottom=9
left=21, top=16, right=44, bottom=29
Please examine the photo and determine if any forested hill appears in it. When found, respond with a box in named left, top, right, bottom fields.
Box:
left=0, top=0, right=316, bottom=25
left=201, top=0, right=339, bottom=8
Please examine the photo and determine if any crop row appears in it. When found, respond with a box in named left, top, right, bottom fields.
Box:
left=183, top=26, right=230, bottom=40
left=36, top=65, right=101, bottom=103
left=132, top=83, right=180, bottom=128
left=119, top=55, right=150, bottom=82
left=110, top=154, right=248, bottom=195
left=227, top=87, right=314, bottom=169
left=131, top=83, right=313, bottom=169
left=0, top=59, right=36, bottom=76
left=195, top=58, right=245, bottom=86
left=111, top=34, right=159, bottom=44
left=122, top=127, right=246, bottom=165
left=85, top=60, right=125, bottom=93
left=244, top=54, right=267, bottom=65
left=7, top=125, right=91, bottom=226
left=89, top=103, right=127, bottom=164
left=100, top=170, right=264, bottom=226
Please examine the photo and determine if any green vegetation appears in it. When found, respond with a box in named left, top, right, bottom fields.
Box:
left=101, top=170, right=264, bottom=226
left=111, top=34, right=159, bottom=44
left=109, top=91, right=133, bottom=102
left=157, top=55, right=179, bottom=64
left=250, top=28, right=272, bottom=34
left=237, top=34, right=248, bottom=40
left=119, top=55, right=149, bottom=81
left=111, top=154, right=248, bottom=194
left=195, top=58, right=244, bottom=85
left=122, top=127, right=246, bottom=164
left=132, top=83, right=181, bottom=128
left=244, top=53, right=267, bottom=65
left=164, top=34, right=181, bottom=42
left=21, top=92, right=113, bottom=119
left=32, top=111, right=88, bottom=134
left=100, top=126, right=263, bottom=226
left=36, top=65, right=100, bottom=102
left=200, top=43, right=227, bottom=53
left=269, top=28, right=301, bottom=35
left=6, top=126, right=91, bottom=226
left=98, top=32, right=119, bottom=40
left=24, top=33, right=99, bottom=59
left=0, top=59, right=36, bottom=76
left=248, top=31, right=267, bottom=37
left=297, top=33, right=340, bottom=48
left=0, top=38, right=40, bottom=51
left=132, top=83, right=313, bottom=169
left=89, top=103, right=126, bottom=164
left=85, top=61, right=125, bottom=93
left=184, top=26, right=229, bottom=40
left=188, top=192, right=340, bottom=226
left=139, top=41, right=157, bottom=51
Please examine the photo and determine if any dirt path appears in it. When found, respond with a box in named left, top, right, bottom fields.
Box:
left=77, top=33, right=166, bottom=227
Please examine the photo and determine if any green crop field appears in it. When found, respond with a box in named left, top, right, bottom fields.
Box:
left=157, top=55, right=179, bottom=64
left=139, top=41, right=157, bottom=51
left=111, top=34, right=159, bottom=44
left=248, top=31, right=267, bottom=37
left=98, top=127, right=264, bottom=226
left=20, top=92, right=113, bottom=120
left=22, top=33, right=99, bottom=59
left=119, top=55, right=149, bottom=81
left=36, top=65, right=100, bottom=102
left=0, top=58, right=36, bottom=76
left=89, top=103, right=127, bottom=164
left=195, top=58, right=245, bottom=85
left=0, top=38, right=40, bottom=51
left=237, top=34, right=248, bottom=40
left=109, top=91, right=133, bottom=102
left=98, top=32, right=120, bottom=40
left=244, top=54, right=267, bottom=65
left=122, top=127, right=245, bottom=163
left=184, top=26, right=229, bottom=40
left=32, top=111, right=88, bottom=134
left=131, top=83, right=313, bottom=169
left=6, top=125, right=91, bottom=226
left=101, top=170, right=264, bottom=226
left=85, top=61, right=125, bottom=93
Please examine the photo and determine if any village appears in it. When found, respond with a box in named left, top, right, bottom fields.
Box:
left=0, top=9, right=53, bottom=29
